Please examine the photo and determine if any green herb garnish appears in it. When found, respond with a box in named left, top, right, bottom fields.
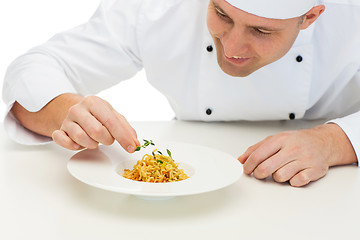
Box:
left=167, top=149, right=172, bottom=158
left=135, top=139, right=155, bottom=151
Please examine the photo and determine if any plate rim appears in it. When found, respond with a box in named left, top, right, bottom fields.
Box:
left=68, top=141, right=243, bottom=197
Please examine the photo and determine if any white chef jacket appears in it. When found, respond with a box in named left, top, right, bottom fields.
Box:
left=3, top=0, right=360, bottom=160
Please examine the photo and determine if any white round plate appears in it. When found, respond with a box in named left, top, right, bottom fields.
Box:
left=68, top=141, right=242, bottom=199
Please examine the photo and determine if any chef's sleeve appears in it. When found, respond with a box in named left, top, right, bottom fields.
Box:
left=2, top=0, right=144, bottom=145
left=328, top=69, right=360, bottom=165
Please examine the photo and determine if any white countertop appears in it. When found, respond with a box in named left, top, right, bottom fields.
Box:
left=1, top=120, right=359, bottom=240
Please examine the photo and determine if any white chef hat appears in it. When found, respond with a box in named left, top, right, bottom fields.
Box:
left=225, top=0, right=317, bottom=19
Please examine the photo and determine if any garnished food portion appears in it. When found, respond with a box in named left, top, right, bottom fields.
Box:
left=123, top=140, right=189, bottom=183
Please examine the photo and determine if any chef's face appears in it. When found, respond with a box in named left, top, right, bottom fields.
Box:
left=207, top=0, right=322, bottom=77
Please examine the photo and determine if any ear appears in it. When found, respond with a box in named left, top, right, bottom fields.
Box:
left=300, top=5, right=325, bottom=30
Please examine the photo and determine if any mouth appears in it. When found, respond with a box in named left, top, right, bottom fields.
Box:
left=224, top=54, right=250, bottom=65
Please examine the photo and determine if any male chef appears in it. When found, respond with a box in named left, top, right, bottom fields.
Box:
left=3, top=0, right=360, bottom=187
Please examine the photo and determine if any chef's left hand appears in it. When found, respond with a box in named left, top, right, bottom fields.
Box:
left=238, top=123, right=357, bottom=187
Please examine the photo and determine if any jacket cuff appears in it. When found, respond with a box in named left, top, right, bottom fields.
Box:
left=3, top=109, right=52, bottom=145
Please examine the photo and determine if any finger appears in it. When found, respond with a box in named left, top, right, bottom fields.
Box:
left=243, top=137, right=282, bottom=175
left=109, top=112, right=139, bottom=152
left=52, top=130, right=84, bottom=150
left=252, top=151, right=295, bottom=179
left=61, top=120, right=99, bottom=149
left=272, top=160, right=301, bottom=183
left=124, top=121, right=140, bottom=147
left=82, top=97, right=139, bottom=152
left=238, top=138, right=267, bottom=164
left=130, top=126, right=140, bottom=146
left=99, top=111, right=139, bottom=152
left=289, top=168, right=322, bottom=187
left=132, top=129, right=140, bottom=147
left=71, top=108, right=115, bottom=146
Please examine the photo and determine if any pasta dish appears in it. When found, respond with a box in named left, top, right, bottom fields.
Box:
left=123, top=149, right=189, bottom=183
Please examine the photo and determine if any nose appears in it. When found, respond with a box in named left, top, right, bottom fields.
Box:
left=221, top=28, right=250, bottom=58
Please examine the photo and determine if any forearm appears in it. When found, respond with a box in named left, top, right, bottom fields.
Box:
left=11, top=93, right=84, bottom=138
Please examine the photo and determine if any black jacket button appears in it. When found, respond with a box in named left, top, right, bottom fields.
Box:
left=289, top=113, right=296, bottom=120
left=206, top=108, right=212, bottom=115
left=296, top=55, right=303, bottom=62
left=206, top=45, right=213, bottom=52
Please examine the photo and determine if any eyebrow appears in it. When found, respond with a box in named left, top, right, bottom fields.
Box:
left=211, top=0, right=283, bottom=32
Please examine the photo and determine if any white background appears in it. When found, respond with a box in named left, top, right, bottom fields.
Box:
left=0, top=0, right=175, bottom=122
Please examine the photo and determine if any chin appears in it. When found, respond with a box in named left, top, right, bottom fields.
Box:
left=218, top=62, right=257, bottom=77
left=224, top=70, right=253, bottom=77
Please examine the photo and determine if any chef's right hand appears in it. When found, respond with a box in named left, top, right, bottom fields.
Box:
left=52, top=96, right=140, bottom=152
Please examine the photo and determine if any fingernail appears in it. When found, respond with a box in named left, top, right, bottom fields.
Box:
left=127, top=145, right=135, bottom=153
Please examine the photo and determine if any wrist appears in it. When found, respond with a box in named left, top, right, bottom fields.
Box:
left=11, top=93, right=84, bottom=138
left=320, top=123, right=357, bottom=166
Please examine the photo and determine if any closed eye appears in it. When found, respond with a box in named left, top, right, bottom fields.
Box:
left=253, top=28, right=272, bottom=36
left=214, top=8, right=232, bottom=23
